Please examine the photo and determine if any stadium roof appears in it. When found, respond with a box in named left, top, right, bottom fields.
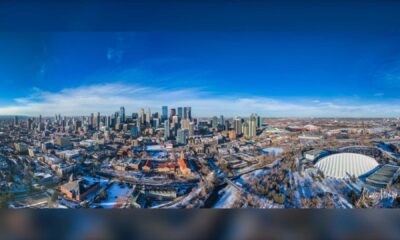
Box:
left=315, top=153, right=379, bottom=179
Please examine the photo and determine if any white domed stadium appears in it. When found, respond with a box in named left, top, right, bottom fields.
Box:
left=315, top=153, right=379, bottom=179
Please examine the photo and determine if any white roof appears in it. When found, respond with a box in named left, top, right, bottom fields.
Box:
left=315, top=153, right=378, bottom=179
left=146, top=145, right=163, bottom=151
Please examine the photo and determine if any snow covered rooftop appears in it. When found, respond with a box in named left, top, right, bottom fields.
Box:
left=315, top=153, right=379, bottom=179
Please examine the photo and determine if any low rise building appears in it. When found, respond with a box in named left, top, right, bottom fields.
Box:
left=60, top=176, right=100, bottom=201
left=304, top=149, right=330, bottom=163
left=366, top=164, right=400, bottom=188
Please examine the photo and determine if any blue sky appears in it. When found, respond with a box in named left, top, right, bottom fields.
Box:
left=1, top=32, right=400, bottom=117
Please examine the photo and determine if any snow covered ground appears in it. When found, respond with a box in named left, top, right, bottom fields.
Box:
left=261, top=147, right=284, bottom=156
left=242, top=168, right=269, bottom=181
left=292, top=169, right=354, bottom=208
left=235, top=168, right=269, bottom=188
left=213, top=185, right=240, bottom=208
left=92, top=182, right=132, bottom=208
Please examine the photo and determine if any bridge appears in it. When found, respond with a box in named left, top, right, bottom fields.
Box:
left=224, top=178, right=245, bottom=194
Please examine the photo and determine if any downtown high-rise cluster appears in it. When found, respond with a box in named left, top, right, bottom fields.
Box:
left=18, top=106, right=263, bottom=146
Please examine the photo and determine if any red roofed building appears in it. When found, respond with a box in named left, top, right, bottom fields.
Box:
left=156, top=162, right=176, bottom=173
left=178, top=150, right=191, bottom=175
left=60, top=175, right=100, bottom=201
left=142, top=160, right=152, bottom=172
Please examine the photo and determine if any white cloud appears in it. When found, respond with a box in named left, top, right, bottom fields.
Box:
left=107, top=48, right=123, bottom=63
left=374, top=92, right=384, bottom=97
left=1, top=83, right=400, bottom=117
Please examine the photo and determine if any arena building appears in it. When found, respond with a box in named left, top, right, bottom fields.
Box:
left=315, top=153, right=379, bottom=179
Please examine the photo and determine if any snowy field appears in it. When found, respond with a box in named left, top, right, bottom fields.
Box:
left=92, top=182, right=132, bottom=208
left=213, top=185, right=240, bottom=208
left=292, top=170, right=353, bottom=208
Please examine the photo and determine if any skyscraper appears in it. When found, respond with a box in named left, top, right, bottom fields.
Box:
left=27, top=118, right=33, bottom=130
left=114, top=111, right=119, bottom=125
left=189, top=122, right=195, bottom=136
left=37, top=122, right=44, bottom=131
left=152, top=118, right=160, bottom=129
left=242, top=121, right=250, bottom=138
left=183, top=107, right=188, bottom=119
left=170, top=108, right=176, bottom=119
left=177, top=129, right=189, bottom=145
left=131, top=113, right=138, bottom=124
left=119, top=106, right=125, bottom=123
left=249, top=114, right=257, bottom=137
left=211, top=116, right=218, bottom=128
left=234, top=117, right=242, bottom=135
left=183, top=107, right=192, bottom=120
left=139, top=108, right=145, bottom=125
left=75, top=120, right=82, bottom=131
left=257, top=115, right=262, bottom=128
left=131, top=125, right=139, bottom=138
left=105, top=115, right=111, bottom=127
left=181, top=119, right=191, bottom=129
left=224, top=120, right=230, bottom=131
left=177, top=107, right=183, bottom=120
left=90, top=113, right=94, bottom=128
left=146, top=108, right=151, bottom=124
left=172, top=116, right=179, bottom=125
left=162, top=106, right=168, bottom=121
left=164, top=120, right=170, bottom=139
left=220, top=115, right=225, bottom=130
left=93, top=112, right=100, bottom=130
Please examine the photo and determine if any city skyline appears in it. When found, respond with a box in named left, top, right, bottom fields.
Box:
left=2, top=0, right=400, bottom=215
left=4, top=106, right=262, bottom=120
left=1, top=32, right=400, bottom=117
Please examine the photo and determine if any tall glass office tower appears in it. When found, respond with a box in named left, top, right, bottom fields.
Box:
left=162, top=106, right=168, bottom=121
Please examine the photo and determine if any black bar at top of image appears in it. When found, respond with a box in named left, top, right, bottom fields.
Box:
left=0, top=0, right=400, bottom=31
